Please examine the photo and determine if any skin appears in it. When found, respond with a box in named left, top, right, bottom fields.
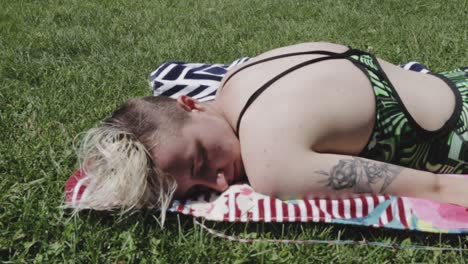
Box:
left=316, top=157, right=405, bottom=194
left=151, top=96, right=246, bottom=199
left=151, top=42, right=468, bottom=207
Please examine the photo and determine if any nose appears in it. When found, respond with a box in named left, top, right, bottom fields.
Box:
left=198, top=170, right=229, bottom=192
left=215, top=170, right=229, bottom=191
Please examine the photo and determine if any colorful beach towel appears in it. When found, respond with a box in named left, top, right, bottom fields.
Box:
left=66, top=57, right=468, bottom=234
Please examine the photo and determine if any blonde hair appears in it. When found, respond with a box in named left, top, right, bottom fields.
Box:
left=69, top=96, right=189, bottom=226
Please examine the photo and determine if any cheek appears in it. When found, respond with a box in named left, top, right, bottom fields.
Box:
left=210, top=131, right=237, bottom=159
left=205, top=118, right=239, bottom=160
left=222, top=134, right=240, bottom=160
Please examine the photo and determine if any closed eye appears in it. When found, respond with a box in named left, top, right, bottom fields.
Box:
left=199, top=144, right=207, bottom=175
left=191, top=158, right=195, bottom=178
left=191, top=153, right=199, bottom=178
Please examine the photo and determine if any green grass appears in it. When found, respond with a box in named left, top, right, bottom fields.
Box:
left=1, top=0, right=467, bottom=262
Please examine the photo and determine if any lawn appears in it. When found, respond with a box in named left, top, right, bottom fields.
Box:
left=1, top=0, right=467, bottom=262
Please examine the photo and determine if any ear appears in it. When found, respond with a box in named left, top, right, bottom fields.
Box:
left=176, top=95, right=204, bottom=112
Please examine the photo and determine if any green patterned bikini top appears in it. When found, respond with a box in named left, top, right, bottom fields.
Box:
left=224, top=48, right=468, bottom=174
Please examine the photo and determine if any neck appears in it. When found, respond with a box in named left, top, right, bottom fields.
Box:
left=201, top=100, right=226, bottom=119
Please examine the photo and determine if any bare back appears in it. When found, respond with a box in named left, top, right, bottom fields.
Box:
left=215, top=42, right=457, bottom=183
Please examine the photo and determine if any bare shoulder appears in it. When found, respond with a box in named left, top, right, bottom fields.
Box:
left=237, top=96, right=327, bottom=192
left=239, top=120, right=306, bottom=193
left=236, top=60, right=377, bottom=191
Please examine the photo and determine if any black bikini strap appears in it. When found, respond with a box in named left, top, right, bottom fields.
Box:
left=223, top=50, right=342, bottom=88
left=235, top=48, right=357, bottom=136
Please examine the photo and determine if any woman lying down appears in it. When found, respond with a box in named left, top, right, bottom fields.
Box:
left=74, top=42, right=468, bottom=223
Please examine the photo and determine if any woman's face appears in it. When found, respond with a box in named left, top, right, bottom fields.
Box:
left=151, top=97, right=245, bottom=199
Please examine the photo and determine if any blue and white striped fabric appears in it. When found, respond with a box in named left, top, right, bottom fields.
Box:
left=149, top=57, right=251, bottom=102
left=148, top=58, right=431, bottom=101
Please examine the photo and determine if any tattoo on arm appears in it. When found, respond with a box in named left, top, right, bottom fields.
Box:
left=316, top=157, right=404, bottom=194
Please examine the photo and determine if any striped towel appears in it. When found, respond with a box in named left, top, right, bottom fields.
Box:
left=67, top=59, right=468, bottom=234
